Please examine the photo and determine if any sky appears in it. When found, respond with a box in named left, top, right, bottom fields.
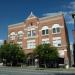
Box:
left=0, top=0, right=74, bottom=43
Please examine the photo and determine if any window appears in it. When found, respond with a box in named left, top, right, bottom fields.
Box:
left=42, top=26, right=49, bottom=35
left=32, top=30, right=36, bottom=36
left=57, top=27, right=60, bottom=33
left=53, top=37, right=61, bottom=47
left=42, top=30, right=45, bottom=35
left=52, top=24, right=61, bottom=34
left=42, top=38, right=50, bottom=44
left=27, top=30, right=36, bottom=37
left=53, top=28, right=56, bottom=33
left=17, top=42, right=22, bottom=47
left=18, top=31, right=23, bottom=41
left=27, top=25, right=36, bottom=37
left=18, top=34, right=23, bottom=41
left=10, top=35, right=16, bottom=40
left=27, top=31, right=31, bottom=37
left=53, top=27, right=60, bottom=33
left=10, top=32, right=16, bottom=40
left=27, top=40, right=36, bottom=49
left=46, top=29, right=48, bottom=34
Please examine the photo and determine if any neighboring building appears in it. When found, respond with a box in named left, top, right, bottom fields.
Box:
left=8, top=12, right=70, bottom=65
left=70, top=43, right=74, bottom=66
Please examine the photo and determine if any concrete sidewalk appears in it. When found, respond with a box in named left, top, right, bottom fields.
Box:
left=0, top=65, right=75, bottom=71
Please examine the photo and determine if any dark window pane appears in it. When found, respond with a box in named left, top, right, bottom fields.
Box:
left=58, top=44, right=61, bottom=46
left=32, top=30, right=36, bottom=36
left=53, top=28, right=56, bottom=33
left=57, top=28, right=60, bottom=33
left=42, top=30, right=45, bottom=35
left=46, top=29, right=48, bottom=34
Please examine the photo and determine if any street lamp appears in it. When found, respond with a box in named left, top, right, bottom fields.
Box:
left=72, top=13, right=75, bottom=65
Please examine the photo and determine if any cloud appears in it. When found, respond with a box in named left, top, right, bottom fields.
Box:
left=43, top=11, right=63, bottom=17
left=63, top=1, right=75, bottom=11
left=62, top=1, right=75, bottom=25
left=43, top=11, right=74, bottom=25
left=43, top=1, right=75, bottom=25
left=68, top=1, right=75, bottom=10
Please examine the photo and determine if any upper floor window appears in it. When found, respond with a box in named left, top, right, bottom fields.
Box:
left=52, top=24, right=61, bottom=34
left=27, top=31, right=31, bottom=37
left=27, top=24, right=36, bottom=37
left=32, top=30, right=36, bottom=36
left=42, top=26, right=49, bottom=35
left=18, top=31, right=23, bottom=41
left=27, top=30, right=36, bottom=37
left=10, top=32, right=16, bottom=40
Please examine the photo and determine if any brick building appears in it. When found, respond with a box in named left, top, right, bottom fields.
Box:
left=8, top=12, right=70, bottom=66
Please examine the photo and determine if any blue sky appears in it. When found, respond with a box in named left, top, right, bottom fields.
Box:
left=0, top=0, right=74, bottom=43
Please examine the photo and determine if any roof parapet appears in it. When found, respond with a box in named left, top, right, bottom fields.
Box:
left=39, top=12, right=64, bottom=20
left=8, top=22, right=24, bottom=28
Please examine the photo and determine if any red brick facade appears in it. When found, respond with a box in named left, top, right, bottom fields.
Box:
left=8, top=12, right=69, bottom=65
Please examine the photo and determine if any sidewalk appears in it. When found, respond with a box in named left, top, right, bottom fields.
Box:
left=0, top=65, right=75, bottom=72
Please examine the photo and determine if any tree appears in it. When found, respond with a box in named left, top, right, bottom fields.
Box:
left=34, top=44, right=59, bottom=68
left=0, top=43, right=26, bottom=66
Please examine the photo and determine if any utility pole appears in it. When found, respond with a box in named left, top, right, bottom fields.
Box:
left=72, top=13, right=75, bottom=65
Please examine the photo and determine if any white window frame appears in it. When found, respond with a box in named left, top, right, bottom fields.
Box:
left=18, top=31, right=23, bottom=41
left=17, top=42, right=22, bottom=47
left=53, top=37, right=61, bottom=47
left=42, top=38, right=50, bottom=44
left=27, top=40, right=36, bottom=49
left=52, top=24, right=61, bottom=34
left=27, top=25, right=36, bottom=37
left=10, top=32, right=16, bottom=40
left=42, top=26, right=49, bottom=35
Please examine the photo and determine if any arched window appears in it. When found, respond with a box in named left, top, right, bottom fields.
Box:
left=10, top=32, right=16, bottom=40
left=18, top=31, right=23, bottom=41
left=52, top=24, right=60, bottom=34
left=42, top=26, right=49, bottom=35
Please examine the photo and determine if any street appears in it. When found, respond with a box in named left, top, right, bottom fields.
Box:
left=0, top=67, right=75, bottom=75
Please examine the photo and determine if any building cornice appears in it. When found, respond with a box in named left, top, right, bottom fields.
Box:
left=8, top=22, right=24, bottom=28
left=39, top=14, right=63, bottom=21
left=8, top=12, right=64, bottom=28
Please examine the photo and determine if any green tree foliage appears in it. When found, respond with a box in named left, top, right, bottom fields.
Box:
left=34, top=44, right=58, bottom=60
left=0, top=43, right=26, bottom=66
left=34, top=44, right=59, bottom=67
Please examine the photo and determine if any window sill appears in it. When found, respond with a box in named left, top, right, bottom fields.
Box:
left=26, top=48, right=35, bottom=49
left=26, top=36, right=37, bottom=39
left=52, top=32, right=61, bottom=34
left=53, top=45, right=61, bottom=47
left=41, top=34, right=49, bottom=36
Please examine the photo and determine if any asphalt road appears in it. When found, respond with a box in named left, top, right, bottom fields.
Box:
left=0, top=67, right=75, bottom=75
